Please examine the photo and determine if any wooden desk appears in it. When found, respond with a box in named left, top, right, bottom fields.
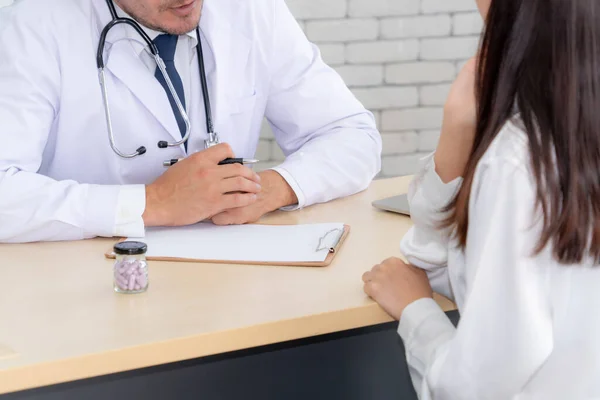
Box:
left=0, top=177, right=455, bottom=397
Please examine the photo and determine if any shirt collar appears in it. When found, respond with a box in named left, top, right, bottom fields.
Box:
left=112, top=2, right=198, bottom=54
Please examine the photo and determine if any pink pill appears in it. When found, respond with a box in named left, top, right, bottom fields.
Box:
left=116, top=276, right=128, bottom=289
left=127, top=275, right=136, bottom=291
left=134, top=284, right=141, bottom=291
left=137, top=274, right=147, bottom=288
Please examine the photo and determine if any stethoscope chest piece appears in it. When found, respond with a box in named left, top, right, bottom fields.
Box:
left=204, top=131, right=221, bottom=149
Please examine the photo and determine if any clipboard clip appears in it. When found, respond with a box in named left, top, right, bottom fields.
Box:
left=316, top=228, right=344, bottom=253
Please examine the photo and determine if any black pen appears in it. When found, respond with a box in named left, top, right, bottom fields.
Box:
left=163, top=158, right=260, bottom=167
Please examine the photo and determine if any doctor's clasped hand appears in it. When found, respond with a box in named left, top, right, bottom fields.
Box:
left=210, top=169, right=298, bottom=226
left=141, top=143, right=263, bottom=227
left=142, top=143, right=299, bottom=227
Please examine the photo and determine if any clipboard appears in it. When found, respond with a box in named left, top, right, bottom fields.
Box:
left=105, top=224, right=350, bottom=268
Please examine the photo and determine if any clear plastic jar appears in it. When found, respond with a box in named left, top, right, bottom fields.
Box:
left=113, top=241, right=149, bottom=294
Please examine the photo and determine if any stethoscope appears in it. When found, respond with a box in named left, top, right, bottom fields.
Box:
left=96, top=0, right=220, bottom=160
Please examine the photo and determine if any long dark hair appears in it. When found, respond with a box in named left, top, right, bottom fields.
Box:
left=446, top=0, right=600, bottom=264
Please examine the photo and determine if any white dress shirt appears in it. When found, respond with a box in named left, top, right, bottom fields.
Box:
left=114, top=3, right=207, bottom=120
left=398, top=118, right=600, bottom=399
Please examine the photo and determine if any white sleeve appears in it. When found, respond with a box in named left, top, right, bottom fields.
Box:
left=264, top=0, right=382, bottom=210
left=0, top=7, right=145, bottom=243
left=398, top=159, right=553, bottom=400
left=400, top=153, right=462, bottom=301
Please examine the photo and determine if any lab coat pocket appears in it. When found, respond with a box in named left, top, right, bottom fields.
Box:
left=220, top=91, right=263, bottom=151
left=226, top=91, right=258, bottom=115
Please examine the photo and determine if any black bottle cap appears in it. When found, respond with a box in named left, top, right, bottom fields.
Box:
left=114, top=241, right=148, bottom=256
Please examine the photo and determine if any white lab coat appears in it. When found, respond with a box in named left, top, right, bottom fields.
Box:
left=0, top=0, right=382, bottom=243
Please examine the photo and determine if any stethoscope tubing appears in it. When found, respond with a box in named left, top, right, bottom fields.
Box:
left=97, top=0, right=218, bottom=159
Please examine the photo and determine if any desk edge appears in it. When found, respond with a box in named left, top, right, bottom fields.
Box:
left=0, top=301, right=454, bottom=394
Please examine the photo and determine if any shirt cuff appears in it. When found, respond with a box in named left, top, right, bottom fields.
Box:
left=113, top=185, right=146, bottom=238
left=269, top=166, right=306, bottom=211
left=412, top=152, right=463, bottom=210
left=398, top=298, right=456, bottom=371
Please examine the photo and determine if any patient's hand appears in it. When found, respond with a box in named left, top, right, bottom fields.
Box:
left=444, top=57, right=477, bottom=133
left=434, top=57, right=477, bottom=183
left=362, top=257, right=433, bottom=320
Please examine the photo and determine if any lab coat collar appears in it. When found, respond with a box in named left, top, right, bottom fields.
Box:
left=91, top=0, right=252, bottom=147
left=111, top=2, right=199, bottom=55
left=93, top=1, right=198, bottom=44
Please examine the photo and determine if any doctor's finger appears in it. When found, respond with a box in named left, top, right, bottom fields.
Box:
left=200, top=143, right=235, bottom=163
left=220, top=176, right=262, bottom=195
left=218, top=163, right=261, bottom=183
left=221, top=192, right=258, bottom=210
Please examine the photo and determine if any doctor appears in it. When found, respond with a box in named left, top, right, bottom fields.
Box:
left=0, top=0, right=382, bottom=243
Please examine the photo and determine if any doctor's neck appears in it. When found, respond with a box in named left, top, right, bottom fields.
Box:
left=114, top=0, right=203, bottom=36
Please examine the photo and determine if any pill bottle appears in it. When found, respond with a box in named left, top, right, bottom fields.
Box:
left=113, top=241, right=149, bottom=294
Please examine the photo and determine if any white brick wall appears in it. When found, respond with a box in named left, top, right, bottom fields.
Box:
left=306, top=19, right=379, bottom=42
left=0, top=0, right=483, bottom=177
left=287, top=0, right=347, bottom=19
left=380, top=15, right=451, bottom=39
left=349, top=0, right=420, bottom=17
left=278, top=0, right=482, bottom=177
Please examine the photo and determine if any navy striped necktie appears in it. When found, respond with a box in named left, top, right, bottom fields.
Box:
left=153, top=34, right=187, bottom=148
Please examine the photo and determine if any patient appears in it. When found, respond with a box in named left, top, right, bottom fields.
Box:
left=362, top=0, right=600, bottom=398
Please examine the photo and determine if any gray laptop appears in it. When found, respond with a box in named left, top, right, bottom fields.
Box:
left=371, top=194, right=411, bottom=216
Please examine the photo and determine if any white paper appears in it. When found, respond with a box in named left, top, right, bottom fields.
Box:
left=126, top=222, right=345, bottom=263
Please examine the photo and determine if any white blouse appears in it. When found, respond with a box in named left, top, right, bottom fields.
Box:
left=398, top=119, right=600, bottom=399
